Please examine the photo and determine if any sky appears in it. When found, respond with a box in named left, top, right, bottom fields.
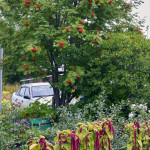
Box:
left=133, top=0, right=150, bottom=39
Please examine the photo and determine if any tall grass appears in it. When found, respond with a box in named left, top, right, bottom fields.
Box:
left=2, top=83, right=20, bottom=100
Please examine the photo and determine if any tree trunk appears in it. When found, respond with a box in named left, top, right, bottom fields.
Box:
left=52, top=63, right=61, bottom=108
left=53, top=87, right=60, bottom=108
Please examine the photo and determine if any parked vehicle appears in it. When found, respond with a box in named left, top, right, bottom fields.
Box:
left=12, top=82, right=53, bottom=108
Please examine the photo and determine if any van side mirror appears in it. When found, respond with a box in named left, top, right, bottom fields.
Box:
left=24, top=95, right=30, bottom=99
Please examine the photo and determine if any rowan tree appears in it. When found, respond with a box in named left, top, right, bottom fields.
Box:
left=0, top=0, right=145, bottom=108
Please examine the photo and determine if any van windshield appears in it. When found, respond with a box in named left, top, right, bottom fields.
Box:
left=32, top=85, right=53, bottom=98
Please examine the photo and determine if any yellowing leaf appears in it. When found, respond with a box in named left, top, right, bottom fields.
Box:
left=87, top=122, right=93, bottom=131
left=29, top=144, right=38, bottom=150
left=127, top=144, right=133, bottom=150
left=137, top=140, right=142, bottom=148
left=40, top=135, right=45, bottom=139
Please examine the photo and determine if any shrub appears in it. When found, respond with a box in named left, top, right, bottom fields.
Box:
left=17, top=101, right=59, bottom=122
left=121, top=121, right=150, bottom=149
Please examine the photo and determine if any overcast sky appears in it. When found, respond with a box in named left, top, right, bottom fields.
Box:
left=133, top=0, right=150, bottom=38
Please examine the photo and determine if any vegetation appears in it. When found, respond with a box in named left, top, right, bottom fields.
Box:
left=0, top=93, right=150, bottom=149
left=0, top=0, right=146, bottom=108
left=1, top=0, right=150, bottom=150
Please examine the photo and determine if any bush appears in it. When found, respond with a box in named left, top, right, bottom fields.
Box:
left=28, top=119, right=115, bottom=150
left=17, top=101, right=59, bottom=122
left=1, top=95, right=150, bottom=149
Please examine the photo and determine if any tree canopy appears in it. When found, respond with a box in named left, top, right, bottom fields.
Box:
left=1, top=0, right=149, bottom=108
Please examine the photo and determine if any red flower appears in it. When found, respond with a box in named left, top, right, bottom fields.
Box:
left=2, top=38, right=6, bottom=40
left=62, top=27, right=65, bottom=30
left=91, top=13, right=94, bottom=17
left=37, top=5, right=40, bottom=8
left=25, top=1, right=30, bottom=4
left=79, top=20, right=83, bottom=24
left=89, top=0, right=92, bottom=2
left=25, top=66, right=29, bottom=70
left=40, top=72, right=44, bottom=75
left=67, top=80, right=71, bottom=83
left=38, top=67, right=41, bottom=70
left=139, top=30, right=142, bottom=33
left=2, top=59, right=5, bottom=62
left=98, top=30, right=100, bottom=33
left=32, top=48, right=37, bottom=52
left=32, top=58, right=35, bottom=61
left=27, top=4, right=30, bottom=7
left=107, top=37, right=110, bottom=40
left=59, top=42, right=64, bottom=48
left=100, top=2, right=104, bottom=5
left=22, top=65, right=25, bottom=67
left=108, top=1, right=112, bottom=4
left=77, top=27, right=81, bottom=30
left=66, top=28, right=70, bottom=32
left=72, top=69, right=76, bottom=72
left=93, top=40, right=97, bottom=44
left=95, top=1, right=98, bottom=4
left=77, top=76, right=80, bottom=79
left=25, top=22, right=29, bottom=26
left=88, top=3, right=92, bottom=6
left=79, top=28, right=83, bottom=33
left=83, top=1, right=86, bottom=5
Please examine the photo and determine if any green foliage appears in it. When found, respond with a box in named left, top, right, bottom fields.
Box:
left=121, top=121, right=150, bottom=150
left=77, top=32, right=150, bottom=105
left=0, top=0, right=145, bottom=106
left=28, top=120, right=150, bottom=150
left=28, top=136, right=54, bottom=150
left=28, top=119, right=115, bottom=150
left=0, top=100, right=46, bottom=149
left=0, top=111, right=31, bottom=149
left=1, top=95, right=150, bottom=149
left=17, top=101, right=59, bottom=122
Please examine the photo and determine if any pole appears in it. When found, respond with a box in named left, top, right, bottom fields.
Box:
left=0, top=44, right=3, bottom=112
left=146, top=25, right=149, bottom=39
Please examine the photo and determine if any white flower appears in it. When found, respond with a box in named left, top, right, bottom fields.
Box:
left=138, top=104, right=143, bottom=109
left=148, top=110, right=150, bottom=113
left=138, top=104, right=147, bottom=111
left=131, top=104, right=136, bottom=110
left=129, top=112, right=134, bottom=118
left=143, top=106, right=147, bottom=111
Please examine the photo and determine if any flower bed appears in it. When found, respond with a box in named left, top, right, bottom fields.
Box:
left=1, top=93, right=150, bottom=149
left=28, top=120, right=150, bottom=150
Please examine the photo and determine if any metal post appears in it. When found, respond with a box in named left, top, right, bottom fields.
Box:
left=0, top=44, right=3, bottom=112
left=146, top=25, right=149, bottom=39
